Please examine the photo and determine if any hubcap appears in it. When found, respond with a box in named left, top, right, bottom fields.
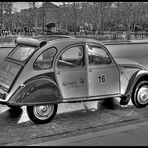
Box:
left=137, top=86, right=148, bottom=104
left=33, top=105, right=54, bottom=120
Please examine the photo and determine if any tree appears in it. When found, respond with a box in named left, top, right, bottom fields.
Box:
left=92, top=2, right=112, bottom=34
left=0, top=2, right=3, bottom=36
left=3, top=2, right=16, bottom=33
left=60, top=2, right=69, bottom=30
left=117, top=2, right=141, bottom=32
left=28, top=2, right=38, bottom=35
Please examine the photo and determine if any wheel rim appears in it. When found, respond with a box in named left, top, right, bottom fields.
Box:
left=137, top=86, right=148, bottom=104
left=33, top=105, right=54, bottom=120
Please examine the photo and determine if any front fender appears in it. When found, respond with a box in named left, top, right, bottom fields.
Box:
left=124, top=70, right=148, bottom=97
left=8, top=77, right=62, bottom=106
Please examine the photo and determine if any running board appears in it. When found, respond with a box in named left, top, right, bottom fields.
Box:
left=63, top=94, right=121, bottom=103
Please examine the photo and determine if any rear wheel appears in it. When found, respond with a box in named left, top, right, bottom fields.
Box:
left=27, top=104, right=58, bottom=124
left=131, top=81, right=148, bottom=108
left=8, top=106, right=21, bottom=111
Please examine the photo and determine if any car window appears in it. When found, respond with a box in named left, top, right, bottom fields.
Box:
left=34, top=47, right=56, bottom=70
left=87, top=44, right=112, bottom=65
left=9, top=45, right=36, bottom=61
left=57, top=46, right=84, bottom=68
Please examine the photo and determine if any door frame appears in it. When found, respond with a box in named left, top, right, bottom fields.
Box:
left=54, top=43, right=88, bottom=100
left=85, top=42, right=121, bottom=98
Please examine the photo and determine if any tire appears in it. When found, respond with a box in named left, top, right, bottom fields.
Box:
left=8, top=105, right=21, bottom=111
left=8, top=106, right=22, bottom=118
left=131, top=81, right=148, bottom=108
left=26, top=104, right=58, bottom=124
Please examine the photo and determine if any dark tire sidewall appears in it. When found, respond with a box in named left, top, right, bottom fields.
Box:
left=27, top=104, right=58, bottom=124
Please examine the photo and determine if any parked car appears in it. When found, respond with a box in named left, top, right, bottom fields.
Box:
left=0, top=37, right=148, bottom=124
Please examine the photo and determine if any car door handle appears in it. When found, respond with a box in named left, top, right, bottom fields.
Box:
left=57, top=71, right=60, bottom=75
left=88, top=69, right=92, bottom=72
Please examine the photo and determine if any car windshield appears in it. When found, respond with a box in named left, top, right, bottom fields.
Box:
left=8, top=45, right=36, bottom=61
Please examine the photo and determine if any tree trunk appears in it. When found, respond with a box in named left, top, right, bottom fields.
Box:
left=42, top=4, right=45, bottom=35
left=73, top=2, right=77, bottom=35
left=0, top=2, right=3, bottom=36
left=126, top=20, right=131, bottom=40
left=100, top=3, right=104, bottom=35
left=100, top=11, right=104, bottom=35
left=34, top=7, right=37, bottom=36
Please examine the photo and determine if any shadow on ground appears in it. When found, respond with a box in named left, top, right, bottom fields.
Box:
left=0, top=98, right=147, bottom=146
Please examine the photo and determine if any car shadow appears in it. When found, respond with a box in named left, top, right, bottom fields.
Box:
left=0, top=107, right=23, bottom=126
left=0, top=98, right=134, bottom=128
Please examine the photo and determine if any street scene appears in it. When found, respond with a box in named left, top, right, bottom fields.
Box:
left=0, top=2, right=148, bottom=146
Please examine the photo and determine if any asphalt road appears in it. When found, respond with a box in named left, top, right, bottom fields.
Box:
left=31, top=118, right=148, bottom=146
left=106, top=42, right=148, bottom=70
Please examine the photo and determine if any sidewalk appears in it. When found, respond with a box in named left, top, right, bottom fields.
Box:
left=30, top=120, right=148, bottom=146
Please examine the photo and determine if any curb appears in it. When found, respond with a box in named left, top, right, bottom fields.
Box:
left=29, top=120, right=148, bottom=146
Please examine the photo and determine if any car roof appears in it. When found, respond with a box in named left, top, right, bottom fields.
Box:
left=42, top=37, right=104, bottom=52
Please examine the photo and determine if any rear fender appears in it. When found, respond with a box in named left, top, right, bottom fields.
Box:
left=8, top=77, right=62, bottom=106
left=124, top=70, right=148, bottom=97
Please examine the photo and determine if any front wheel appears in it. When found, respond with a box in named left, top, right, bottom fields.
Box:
left=131, top=81, right=148, bottom=108
left=27, top=104, right=58, bottom=124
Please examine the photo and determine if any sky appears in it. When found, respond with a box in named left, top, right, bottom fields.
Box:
left=14, top=2, right=59, bottom=12
left=14, top=2, right=30, bottom=12
left=14, top=2, right=42, bottom=11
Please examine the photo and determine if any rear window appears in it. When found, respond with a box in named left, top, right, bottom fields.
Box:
left=34, top=47, right=56, bottom=70
left=9, top=45, right=36, bottom=61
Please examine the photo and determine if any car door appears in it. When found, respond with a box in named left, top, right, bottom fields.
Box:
left=55, top=44, right=88, bottom=99
left=87, top=43, right=120, bottom=97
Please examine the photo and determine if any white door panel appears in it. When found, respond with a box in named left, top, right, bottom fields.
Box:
left=88, top=66, right=120, bottom=96
left=56, top=69, right=87, bottom=99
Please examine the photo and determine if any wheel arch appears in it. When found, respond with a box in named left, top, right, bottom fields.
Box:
left=124, top=70, right=148, bottom=98
left=8, top=76, right=62, bottom=106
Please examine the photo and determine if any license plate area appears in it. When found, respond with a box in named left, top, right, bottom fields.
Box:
left=0, top=60, right=22, bottom=91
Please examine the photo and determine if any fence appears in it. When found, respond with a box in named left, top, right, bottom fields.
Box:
left=1, top=31, right=148, bottom=44
left=71, top=31, right=148, bottom=41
